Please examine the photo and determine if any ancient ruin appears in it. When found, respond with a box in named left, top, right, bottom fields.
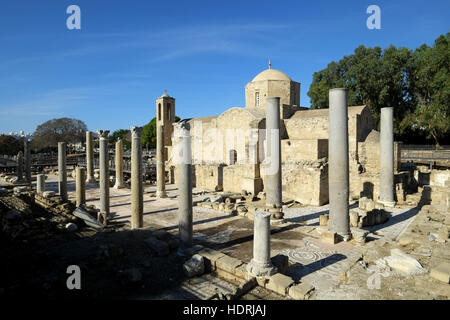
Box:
left=0, top=66, right=449, bottom=301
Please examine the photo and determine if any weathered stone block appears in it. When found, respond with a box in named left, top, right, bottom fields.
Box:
left=288, top=282, right=315, bottom=300
left=430, top=262, right=450, bottom=283
left=351, top=228, right=369, bottom=243
left=321, top=230, right=337, bottom=244
left=183, top=254, right=205, bottom=278
left=216, top=255, right=244, bottom=274
left=197, top=248, right=226, bottom=271
left=437, top=226, right=449, bottom=240
left=349, top=211, right=359, bottom=227
left=266, top=273, right=294, bottom=296
left=319, top=214, right=329, bottom=226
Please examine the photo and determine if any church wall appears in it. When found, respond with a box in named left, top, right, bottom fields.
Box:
left=281, top=162, right=329, bottom=206
left=281, top=139, right=328, bottom=161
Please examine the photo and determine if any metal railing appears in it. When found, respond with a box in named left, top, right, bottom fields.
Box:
left=401, top=145, right=450, bottom=161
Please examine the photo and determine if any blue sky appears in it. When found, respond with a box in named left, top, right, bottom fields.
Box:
left=0, top=0, right=449, bottom=135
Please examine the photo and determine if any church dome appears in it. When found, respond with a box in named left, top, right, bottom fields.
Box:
left=252, top=68, right=291, bottom=82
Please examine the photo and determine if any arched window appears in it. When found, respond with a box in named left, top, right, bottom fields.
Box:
left=158, top=103, right=161, bottom=121
left=229, top=149, right=237, bottom=165
left=167, top=103, right=171, bottom=121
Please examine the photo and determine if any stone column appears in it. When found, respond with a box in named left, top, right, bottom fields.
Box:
left=265, top=97, right=283, bottom=219
left=114, top=139, right=124, bottom=189
left=175, top=121, right=193, bottom=255
left=24, top=139, right=31, bottom=184
left=85, top=131, right=96, bottom=183
left=98, top=130, right=110, bottom=220
left=75, top=167, right=86, bottom=207
left=58, top=142, right=67, bottom=201
left=328, top=88, right=350, bottom=238
left=156, top=124, right=167, bottom=198
left=36, top=174, right=45, bottom=194
left=246, top=211, right=277, bottom=277
left=379, top=107, right=396, bottom=207
left=131, top=127, right=144, bottom=229
left=16, top=151, right=24, bottom=182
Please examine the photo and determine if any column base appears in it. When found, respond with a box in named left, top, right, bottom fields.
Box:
left=378, top=199, right=396, bottom=208
left=246, top=259, right=277, bottom=277
left=268, top=207, right=284, bottom=220
left=113, top=183, right=124, bottom=189
left=156, top=190, right=168, bottom=198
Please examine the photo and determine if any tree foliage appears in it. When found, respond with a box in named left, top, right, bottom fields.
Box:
left=32, top=118, right=87, bottom=150
left=307, top=33, right=449, bottom=145
left=142, top=116, right=180, bottom=149
left=399, top=33, right=450, bottom=146
left=109, top=129, right=131, bottom=150
left=0, top=135, right=23, bottom=155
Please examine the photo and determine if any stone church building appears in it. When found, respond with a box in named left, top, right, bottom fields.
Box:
left=161, top=65, right=400, bottom=206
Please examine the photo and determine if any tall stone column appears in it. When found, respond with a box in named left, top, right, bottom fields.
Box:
left=174, top=121, right=193, bottom=255
left=328, top=88, right=350, bottom=238
left=246, top=211, right=277, bottom=277
left=265, top=97, right=283, bottom=219
left=85, top=131, right=96, bottom=183
left=24, top=139, right=31, bottom=184
left=75, top=167, right=86, bottom=207
left=36, top=174, right=45, bottom=194
left=379, top=107, right=395, bottom=207
left=58, top=142, right=68, bottom=201
left=114, top=139, right=124, bottom=189
left=16, top=151, right=24, bottom=182
left=156, top=124, right=167, bottom=198
left=98, top=130, right=110, bottom=220
left=131, top=127, right=144, bottom=229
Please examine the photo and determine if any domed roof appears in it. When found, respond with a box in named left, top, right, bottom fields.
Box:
left=252, top=68, right=291, bottom=82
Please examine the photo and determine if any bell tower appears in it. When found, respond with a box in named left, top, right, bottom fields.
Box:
left=156, top=91, right=175, bottom=147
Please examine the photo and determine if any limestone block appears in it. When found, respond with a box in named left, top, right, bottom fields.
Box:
left=215, top=255, right=244, bottom=274
left=266, top=273, right=294, bottom=296
left=438, top=226, right=449, bottom=240
left=234, top=263, right=248, bottom=279
left=197, top=248, right=226, bottom=271
left=321, top=230, right=337, bottom=244
left=366, top=200, right=375, bottom=212
left=349, top=211, right=359, bottom=227
left=351, top=228, right=369, bottom=243
left=319, top=214, right=329, bottom=226
left=288, top=282, right=315, bottom=300
left=430, top=262, right=450, bottom=283
left=359, top=197, right=368, bottom=210
left=183, top=254, right=205, bottom=278
left=383, top=249, right=427, bottom=275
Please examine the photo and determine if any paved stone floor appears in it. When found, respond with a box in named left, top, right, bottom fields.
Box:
left=35, top=174, right=438, bottom=299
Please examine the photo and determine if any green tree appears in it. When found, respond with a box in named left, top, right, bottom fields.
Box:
left=109, top=129, right=131, bottom=150
left=0, top=135, right=23, bottom=155
left=400, top=33, right=450, bottom=146
left=307, top=45, right=413, bottom=128
left=142, top=116, right=180, bottom=149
